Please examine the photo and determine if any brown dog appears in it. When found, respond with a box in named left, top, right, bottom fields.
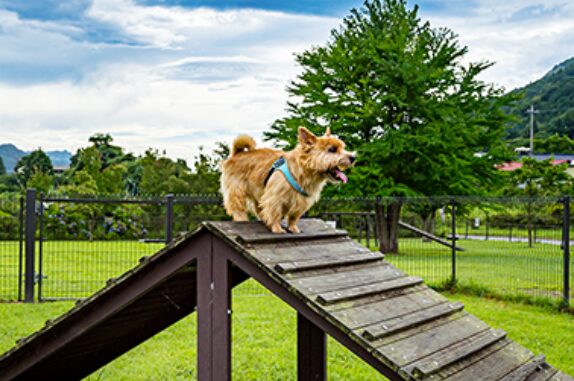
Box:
left=220, top=127, right=355, bottom=233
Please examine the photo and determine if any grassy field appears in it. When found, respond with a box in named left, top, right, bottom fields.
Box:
left=0, top=281, right=572, bottom=380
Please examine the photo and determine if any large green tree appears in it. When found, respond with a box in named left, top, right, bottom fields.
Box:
left=0, top=157, right=6, bottom=176
left=264, top=0, right=516, bottom=252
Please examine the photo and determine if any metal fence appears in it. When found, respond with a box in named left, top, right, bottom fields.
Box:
left=2, top=191, right=572, bottom=309
left=0, top=196, right=23, bottom=301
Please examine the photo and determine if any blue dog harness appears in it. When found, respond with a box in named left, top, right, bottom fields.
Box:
left=264, top=157, right=309, bottom=197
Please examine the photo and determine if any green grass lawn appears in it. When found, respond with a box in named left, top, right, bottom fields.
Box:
left=0, top=281, right=572, bottom=380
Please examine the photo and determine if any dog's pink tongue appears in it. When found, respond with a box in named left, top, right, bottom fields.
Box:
left=335, top=168, right=348, bottom=184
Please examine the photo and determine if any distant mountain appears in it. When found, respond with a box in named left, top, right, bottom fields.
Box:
left=506, top=57, right=574, bottom=139
left=0, top=144, right=71, bottom=173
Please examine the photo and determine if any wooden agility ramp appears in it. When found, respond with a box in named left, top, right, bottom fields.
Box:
left=0, top=219, right=571, bottom=381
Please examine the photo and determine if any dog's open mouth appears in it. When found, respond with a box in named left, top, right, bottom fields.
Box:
left=326, top=167, right=348, bottom=184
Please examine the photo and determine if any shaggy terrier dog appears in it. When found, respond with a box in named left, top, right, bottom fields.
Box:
left=220, top=127, right=355, bottom=233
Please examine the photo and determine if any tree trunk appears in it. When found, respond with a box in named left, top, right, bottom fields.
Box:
left=376, top=201, right=402, bottom=254
left=421, top=209, right=436, bottom=242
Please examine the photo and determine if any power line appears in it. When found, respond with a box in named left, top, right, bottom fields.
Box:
left=526, top=104, right=539, bottom=157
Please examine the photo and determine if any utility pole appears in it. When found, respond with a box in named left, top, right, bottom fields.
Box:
left=526, top=104, right=539, bottom=158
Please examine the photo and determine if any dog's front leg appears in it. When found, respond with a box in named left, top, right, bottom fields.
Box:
left=259, top=196, right=286, bottom=234
left=287, top=212, right=303, bottom=234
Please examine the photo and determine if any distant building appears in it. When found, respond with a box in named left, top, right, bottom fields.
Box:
left=53, top=166, right=69, bottom=175
left=497, top=149, right=574, bottom=172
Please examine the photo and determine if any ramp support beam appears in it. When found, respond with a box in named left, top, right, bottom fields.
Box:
left=197, top=240, right=232, bottom=381
left=298, top=313, right=326, bottom=381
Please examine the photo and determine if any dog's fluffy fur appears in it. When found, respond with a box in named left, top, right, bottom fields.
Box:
left=220, top=127, right=355, bottom=233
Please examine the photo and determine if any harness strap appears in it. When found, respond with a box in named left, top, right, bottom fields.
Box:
left=264, top=157, right=309, bottom=197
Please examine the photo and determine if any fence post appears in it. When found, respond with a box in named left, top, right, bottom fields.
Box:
left=38, top=193, right=44, bottom=301
left=451, top=199, right=456, bottom=284
left=563, top=196, right=570, bottom=308
left=18, top=196, right=24, bottom=301
left=24, top=189, right=36, bottom=303
left=485, top=218, right=489, bottom=241
left=165, top=194, right=174, bottom=244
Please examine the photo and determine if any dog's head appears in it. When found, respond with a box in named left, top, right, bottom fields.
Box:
left=297, top=127, right=355, bottom=184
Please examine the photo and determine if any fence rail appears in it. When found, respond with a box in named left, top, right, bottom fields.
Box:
left=0, top=190, right=571, bottom=310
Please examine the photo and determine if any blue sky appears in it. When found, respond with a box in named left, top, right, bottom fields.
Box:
left=0, top=0, right=573, bottom=163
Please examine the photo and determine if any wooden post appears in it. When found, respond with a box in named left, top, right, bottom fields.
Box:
left=197, top=236, right=232, bottom=381
left=165, top=194, right=174, bottom=244
left=18, top=196, right=24, bottom=302
left=24, top=189, right=36, bottom=303
left=451, top=199, right=456, bottom=283
left=298, top=312, right=326, bottom=381
left=563, top=196, right=570, bottom=308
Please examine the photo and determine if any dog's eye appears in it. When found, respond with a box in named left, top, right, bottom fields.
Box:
left=328, top=146, right=337, bottom=153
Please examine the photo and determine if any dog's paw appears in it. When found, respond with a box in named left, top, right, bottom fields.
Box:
left=287, top=225, right=301, bottom=234
left=271, top=225, right=287, bottom=234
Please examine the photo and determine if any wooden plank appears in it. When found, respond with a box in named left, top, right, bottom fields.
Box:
left=399, top=221, right=464, bottom=251
left=410, top=328, right=507, bottom=378
left=275, top=251, right=384, bottom=274
left=418, top=338, right=512, bottom=381
left=250, top=239, right=370, bottom=264
left=549, top=372, right=574, bottom=381
left=499, top=355, right=546, bottom=381
left=237, top=229, right=348, bottom=244
left=524, top=366, right=558, bottom=381
left=332, top=289, right=448, bottom=330
left=362, top=302, right=463, bottom=341
left=317, top=276, right=423, bottom=305
left=289, top=263, right=405, bottom=295
left=368, top=311, right=468, bottom=348
left=376, top=315, right=490, bottom=368
left=441, top=341, right=534, bottom=381
left=209, top=219, right=334, bottom=236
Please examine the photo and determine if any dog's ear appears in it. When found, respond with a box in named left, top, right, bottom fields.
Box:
left=298, top=127, right=317, bottom=147
left=324, top=127, right=331, bottom=137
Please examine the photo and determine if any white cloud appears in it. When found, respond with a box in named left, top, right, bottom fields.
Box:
left=421, top=0, right=574, bottom=90
left=0, top=2, right=338, bottom=162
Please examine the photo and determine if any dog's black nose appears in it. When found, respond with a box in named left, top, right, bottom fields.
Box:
left=349, top=155, right=356, bottom=164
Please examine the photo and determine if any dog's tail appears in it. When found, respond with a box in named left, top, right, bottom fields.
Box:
left=231, top=135, right=256, bottom=156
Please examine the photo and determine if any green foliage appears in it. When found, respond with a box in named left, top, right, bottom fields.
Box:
left=0, top=174, right=18, bottom=193
left=26, top=171, right=53, bottom=195
left=138, top=149, right=189, bottom=195
left=0, top=157, right=5, bottom=176
left=265, top=0, right=516, bottom=197
left=63, top=146, right=127, bottom=195
left=71, top=133, right=134, bottom=171
left=535, top=134, right=574, bottom=153
left=14, top=149, right=53, bottom=188
left=503, top=158, right=572, bottom=197
left=507, top=134, right=574, bottom=154
left=506, top=57, right=574, bottom=139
